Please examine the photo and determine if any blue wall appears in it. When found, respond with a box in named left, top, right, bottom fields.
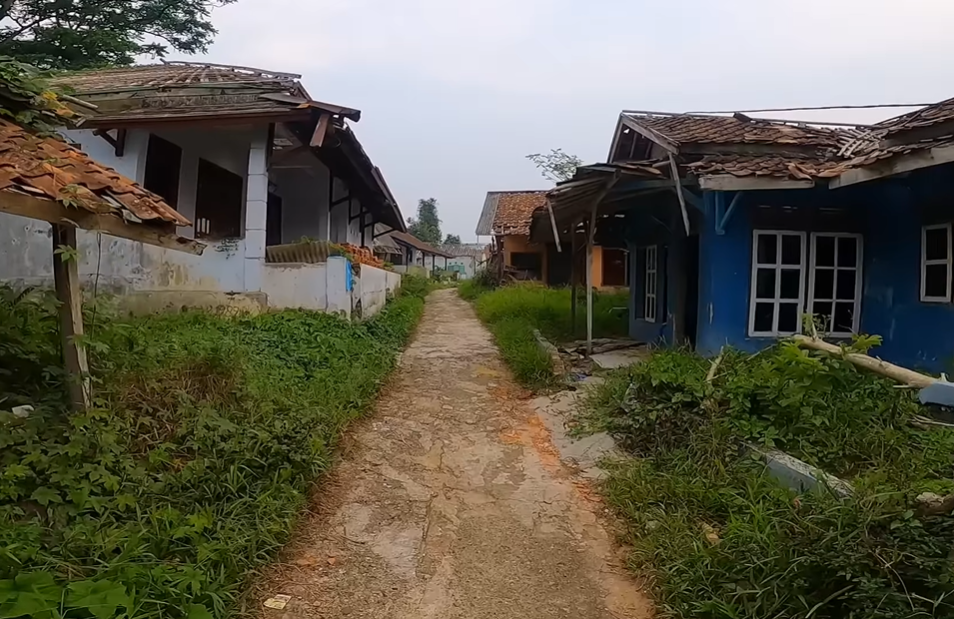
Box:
left=693, top=167, right=954, bottom=372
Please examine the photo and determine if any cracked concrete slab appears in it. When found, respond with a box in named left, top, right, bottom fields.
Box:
left=255, top=289, right=652, bottom=619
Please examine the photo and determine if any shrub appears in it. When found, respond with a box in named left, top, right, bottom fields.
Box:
left=0, top=283, right=426, bottom=618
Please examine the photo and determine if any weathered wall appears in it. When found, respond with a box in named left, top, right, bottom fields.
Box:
left=262, top=263, right=329, bottom=310
left=355, top=264, right=401, bottom=318
left=0, top=213, right=247, bottom=292
left=273, top=165, right=332, bottom=244
left=447, top=256, right=476, bottom=279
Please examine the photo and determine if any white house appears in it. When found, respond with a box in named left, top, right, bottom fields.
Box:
left=0, top=62, right=405, bottom=317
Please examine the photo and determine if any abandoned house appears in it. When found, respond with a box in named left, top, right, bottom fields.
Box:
left=536, top=102, right=954, bottom=371
left=0, top=62, right=405, bottom=317
left=476, top=190, right=627, bottom=287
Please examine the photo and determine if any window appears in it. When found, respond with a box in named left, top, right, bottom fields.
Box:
left=808, top=233, right=863, bottom=336
left=921, top=223, right=952, bottom=302
left=194, top=159, right=243, bottom=239
left=143, top=135, right=182, bottom=208
left=644, top=245, right=658, bottom=323
left=749, top=231, right=806, bottom=336
left=510, top=252, right=543, bottom=278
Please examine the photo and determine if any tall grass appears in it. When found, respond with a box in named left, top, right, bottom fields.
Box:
left=0, top=278, right=429, bottom=618
left=460, top=281, right=629, bottom=388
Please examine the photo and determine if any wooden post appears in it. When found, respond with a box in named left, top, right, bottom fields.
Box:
left=570, top=222, right=578, bottom=336
left=52, top=225, right=90, bottom=411
left=586, top=205, right=598, bottom=356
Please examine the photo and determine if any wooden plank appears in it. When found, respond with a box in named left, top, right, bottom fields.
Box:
left=546, top=199, right=562, bottom=253
left=699, top=175, right=815, bottom=191
left=52, top=225, right=90, bottom=412
left=620, top=115, right=679, bottom=154
left=570, top=221, right=578, bottom=336
left=310, top=112, right=332, bottom=148
left=586, top=206, right=597, bottom=356
left=830, top=144, right=954, bottom=189
left=668, top=154, right=691, bottom=235
left=0, top=192, right=205, bottom=255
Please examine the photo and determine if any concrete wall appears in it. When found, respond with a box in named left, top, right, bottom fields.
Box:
left=0, top=212, right=248, bottom=292
left=355, top=264, right=401, bottom=318
left=262, top=263, right=329, bottom=310
left=447, top=256, right=476, bottom=279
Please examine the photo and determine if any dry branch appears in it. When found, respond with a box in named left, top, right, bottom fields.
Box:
left=792, top=335, right=936, bottom=389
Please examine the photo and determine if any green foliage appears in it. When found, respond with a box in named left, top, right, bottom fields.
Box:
left=443, top=234, right=461, bottom=245
left=526, top=148, right=583, bottom=183
left=589, top=343, right=954, bottom=618
left=462, top=283, right=628, bottom=388
left=0, top=0, right=236, bottom=70
left=0, top=57, right=73, bottom=133
left=0, top=283, right=427, bottom=618
left=406, top=198, right=442, bottom=245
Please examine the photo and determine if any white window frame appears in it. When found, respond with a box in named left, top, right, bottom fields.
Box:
left=748, top=230, right=807, bottom=337
left=644, top=245, right=657, bottom=323
left=807, top=233, right=864, bottom=337
left=921, top=223, right=952, bottom=303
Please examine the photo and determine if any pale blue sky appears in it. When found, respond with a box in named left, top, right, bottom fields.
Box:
left=167, top=0, right=954, bottom=241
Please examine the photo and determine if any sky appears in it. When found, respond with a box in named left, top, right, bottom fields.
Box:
left=165, top=0, right=954, bottom=242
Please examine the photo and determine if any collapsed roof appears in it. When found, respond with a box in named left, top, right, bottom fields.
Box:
left=474, top=190, right=549, bottom=237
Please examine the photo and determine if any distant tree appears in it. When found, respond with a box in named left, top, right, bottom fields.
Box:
left=443, top=234, right=461, bottom=245
left=407, top=198, right=442, bottom=245
left=0, top=0, right=237, bottom=70
left=526, top=148, right=583, bottom=183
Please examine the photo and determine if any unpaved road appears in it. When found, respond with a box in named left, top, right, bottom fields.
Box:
left=258, top=289, right=652, bottom=618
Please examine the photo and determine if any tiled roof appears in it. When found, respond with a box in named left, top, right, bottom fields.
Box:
left=873, top=98, right=954, bottom=136
left=626, top=112, right=844, bottom=148
left=55, top=62, right=361, bottom=125
left=0, top=119, right=187, bottom=226
left=491, top=190, right=548, bottom=236
left=687, top=154, right=849, bottom=180
left=389, top=231, right=453, bottom=258
left=55, top=62, right=300, bottom=93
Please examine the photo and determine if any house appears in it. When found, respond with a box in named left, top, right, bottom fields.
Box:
left=385, top=231, right=453, bottom=273
left=536, top=103, right=954, bottom=371
left=441, top=244, right=487, bottom=279
left=477, top=189, right=628, bottom=287
left=0, top=61, right=405, bottom=317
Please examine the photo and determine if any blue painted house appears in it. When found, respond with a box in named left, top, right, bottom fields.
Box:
left=533, top=102, right=954, bottom=372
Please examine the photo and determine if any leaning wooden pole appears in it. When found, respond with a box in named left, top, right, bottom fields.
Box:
left=570, top=221, right=578, bottom=335
left=792, top=335, right=935, bottom=388
left=52, top=224, right=91, bottom=411
left=586, top=205, right=597, bottom=356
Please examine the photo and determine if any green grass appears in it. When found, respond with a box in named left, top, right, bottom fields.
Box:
left=459, top=280, right=629, bottom=388
left=0, top=277, right=429, bottom=618
left=587, top=343, right=954, bottom=618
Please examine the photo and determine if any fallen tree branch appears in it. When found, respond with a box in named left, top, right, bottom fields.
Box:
left=706, top=347, right=725, bottom=383
left=792, top=335, right=936, bottom=389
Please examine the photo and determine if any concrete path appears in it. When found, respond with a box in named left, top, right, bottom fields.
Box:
left=257, top=289, right=652, bottom=619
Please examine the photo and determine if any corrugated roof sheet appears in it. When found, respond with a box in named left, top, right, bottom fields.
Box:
left=0, top=118, right=188, bottom=226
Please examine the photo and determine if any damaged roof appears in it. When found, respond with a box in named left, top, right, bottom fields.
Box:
left=388, top=231, right=453, bottom=258
left=0, top=118, right=188, bottom=227
left=476, top=190, right=548, bottom=237
left=623, top=112, right=844, bottom=148
left=54, top=61, right=361, bottom=126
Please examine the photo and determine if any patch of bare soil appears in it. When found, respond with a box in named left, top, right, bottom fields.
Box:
left=253, top=289, right=653, bottom=618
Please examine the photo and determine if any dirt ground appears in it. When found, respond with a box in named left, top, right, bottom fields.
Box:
left=256, top=289, right=653, bottom=618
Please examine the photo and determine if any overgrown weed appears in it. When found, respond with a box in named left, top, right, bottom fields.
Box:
left=0, top=277, right=428, bottom=618
left=459, top=280, right=628, bottom=388
left=589, top=339, right=954, bottom=618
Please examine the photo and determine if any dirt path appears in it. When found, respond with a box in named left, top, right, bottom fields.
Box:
left=259, top=289, right=653, bottom=618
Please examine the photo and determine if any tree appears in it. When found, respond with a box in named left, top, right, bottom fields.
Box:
left=443, top=234, right=461, bottom=245
left=407, top=198, right=442, bottom=245
left=0, top=0, right=236, bottom=70
left=526, top=148, right=583, bottom=183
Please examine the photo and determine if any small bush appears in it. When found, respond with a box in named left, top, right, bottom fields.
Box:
left=0, top=282, right=426, bottom=618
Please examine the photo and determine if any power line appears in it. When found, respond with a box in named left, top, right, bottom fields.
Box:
left=683, top=103, right=931, bottom=114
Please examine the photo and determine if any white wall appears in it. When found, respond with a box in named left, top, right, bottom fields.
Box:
left=355, top=264, right=401, bottom=318
left=262, top=263, right=328, bottom=310
left=63, top=128, right=148, bottom=182
left=0, top=212, right=247, bottom=292
left=448, top=256, right=476, bottom=279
